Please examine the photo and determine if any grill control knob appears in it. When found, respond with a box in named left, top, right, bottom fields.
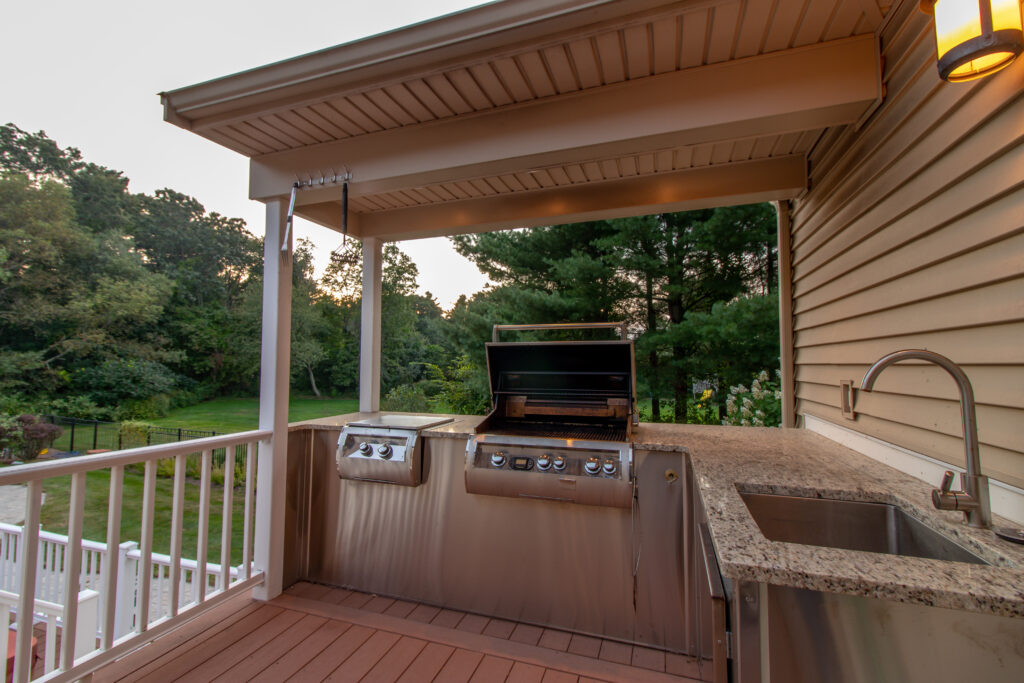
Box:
left=358, top=442, right=372, bottom=455
left=536, top=454, right=552, bottom=471
left=584, top=457, right=601, bottom=475
left=552, top=455, right=567, bottom=471
left=602, top=459, right=618, bottom=476
left=491, top=451, right=507, bottom=468
left=377, top=443, right=393, bottom=459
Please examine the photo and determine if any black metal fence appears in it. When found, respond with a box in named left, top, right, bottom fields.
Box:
left=42, top=415, right=217, bottom=454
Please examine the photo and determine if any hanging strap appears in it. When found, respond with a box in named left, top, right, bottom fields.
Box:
left=282, top=182, right=299, bottom=252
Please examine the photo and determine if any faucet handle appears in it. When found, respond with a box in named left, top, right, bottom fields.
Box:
left=939, top=470, right=956, bottom=494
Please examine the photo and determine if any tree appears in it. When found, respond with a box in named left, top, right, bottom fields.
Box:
left=451, top=205, right=778, bottom=422
left=0, top=174, right=174, bottom=405
left=317, top=239, right=453, bottom=396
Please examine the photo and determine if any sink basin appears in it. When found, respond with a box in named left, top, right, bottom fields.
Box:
left=739, top=492, right=989, bottom=565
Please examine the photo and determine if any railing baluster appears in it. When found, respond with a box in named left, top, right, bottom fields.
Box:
left=169, top=454, right=185, bottom=616
left=13, top=480, right=42, bottom=683
left=242, top=442, right=256, bottom=579
left=44, top=613, right=57, bottom=673
left=101, top=465, right=123, bottom=649
left=196, top=450, right=212, bottom=602
left=60, top=471, right=87, bottom=670
left=219, top=446, right=235, bottom=591
left=136, top=460, right=157, bottom=632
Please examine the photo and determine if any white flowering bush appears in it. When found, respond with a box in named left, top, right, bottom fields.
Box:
left=722, top=369, right=782, bottom=427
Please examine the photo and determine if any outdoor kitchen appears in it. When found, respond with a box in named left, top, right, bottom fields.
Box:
left=1, top=0, right=1021, bottom=681
left=275, top=322, right=1024, bottom=681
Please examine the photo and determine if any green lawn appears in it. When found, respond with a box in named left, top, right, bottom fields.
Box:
left=41, top=468, right=248, bottom=564
left=151, top=395, right=359, bottom=434
left=38, top=395, right=358, bottom=560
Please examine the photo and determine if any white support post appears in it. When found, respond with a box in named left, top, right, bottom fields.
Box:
left=360, top=237, right=383, bottom=413
left=254, top=198, right=292, bottom=600
left=775, top=200, right=796, bottom=429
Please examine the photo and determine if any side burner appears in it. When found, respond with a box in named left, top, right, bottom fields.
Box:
left=338, top=414, right=453, bottom=486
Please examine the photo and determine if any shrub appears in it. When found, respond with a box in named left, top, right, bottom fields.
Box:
left=119, top=420, right=154, bottom=449
left=687, top=389, right=720, bottom=425
left=722, top=370, right=782, bottom=427
left=9, top=414, right=63, bottom=461
left=427, top=357, right=490, bottom=416
left=381, top=384, right=431, bottom=413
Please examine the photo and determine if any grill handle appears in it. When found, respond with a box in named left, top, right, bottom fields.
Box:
left=492, top=322, right=627, bottom=342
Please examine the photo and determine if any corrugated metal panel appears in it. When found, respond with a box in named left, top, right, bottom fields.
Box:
left=789, top=6, right=1024, bottom=488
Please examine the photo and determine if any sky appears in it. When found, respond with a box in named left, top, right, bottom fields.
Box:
left=1, top=0, right=493, bottom=309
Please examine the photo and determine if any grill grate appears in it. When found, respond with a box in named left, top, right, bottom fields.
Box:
left=486, top=423, right=627, bottom=442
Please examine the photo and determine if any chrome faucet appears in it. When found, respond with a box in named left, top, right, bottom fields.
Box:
left=860, top=350, right=991, bottom=529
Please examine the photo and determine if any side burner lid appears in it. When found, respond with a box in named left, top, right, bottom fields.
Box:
left=346, top=414, right=454, bottom=431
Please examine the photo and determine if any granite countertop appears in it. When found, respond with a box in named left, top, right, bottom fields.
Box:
left=656, top=424, right=1024, bottom=618
left=289, top=411, right=482, bottom=437
left=293, top=414, right=1024, bottom=617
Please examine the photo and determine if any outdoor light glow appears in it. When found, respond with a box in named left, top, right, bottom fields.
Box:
left=926, top=0, right=1024, bottom=81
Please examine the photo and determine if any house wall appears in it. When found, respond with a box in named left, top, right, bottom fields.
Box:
left=788, top=0, right=1024, bottom=490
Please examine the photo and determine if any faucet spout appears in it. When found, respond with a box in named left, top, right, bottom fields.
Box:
left=859, top=349, right=991, bottom=528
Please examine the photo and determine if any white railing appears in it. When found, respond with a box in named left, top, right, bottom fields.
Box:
left=0, top=430, right=270, bottom=683
left=0, top=525, right=239, bottom=641
left=0, top=524, right=106, bottom=602
left=0, top=589, right=98, bottom=679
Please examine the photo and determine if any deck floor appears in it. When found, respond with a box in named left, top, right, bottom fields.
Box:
left=93, top=582, right=703, bottom=682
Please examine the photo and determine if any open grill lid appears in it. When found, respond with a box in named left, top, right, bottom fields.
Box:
left=480, top=323, right=637, bottom=440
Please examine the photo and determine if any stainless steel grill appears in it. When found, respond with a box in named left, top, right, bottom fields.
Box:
left=466, top=323, right=636, bottom=508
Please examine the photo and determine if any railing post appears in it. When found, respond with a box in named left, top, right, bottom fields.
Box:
left=14, top=481, right=42, bottom=683
left=360, top=237, right=383, bottom=412
left=254, top=198, right=291, bottom=601
left=114, top=541, right=137, bottom=639
left=75, top=590, right=100, bottom=659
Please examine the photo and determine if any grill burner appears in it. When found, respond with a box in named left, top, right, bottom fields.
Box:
left=483, top=423, right=627, bottom=442
left=466, top=323, right=636, bottom=508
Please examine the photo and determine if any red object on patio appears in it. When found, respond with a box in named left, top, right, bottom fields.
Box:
left=6, top=630, right=39, bottom=678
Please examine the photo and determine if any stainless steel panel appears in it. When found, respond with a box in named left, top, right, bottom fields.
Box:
left=284, top=429, right=313, bottom=588
left=766, top=584, right=1024, bottom=683
left=739, top=492, right=988, bottom=564
left=337, top=425, right=427, bottom=486
left=698, top=523, right=728, bottom=683
left=291, top=429, right=688, bottom=651
left=465, top=435, right=633, bottom=508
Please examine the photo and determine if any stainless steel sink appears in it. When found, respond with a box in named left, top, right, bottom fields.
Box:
left=739, top=492, right=989, bottom=565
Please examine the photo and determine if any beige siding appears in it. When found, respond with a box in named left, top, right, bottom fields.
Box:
left=789, top=1, right=1024, bottom=488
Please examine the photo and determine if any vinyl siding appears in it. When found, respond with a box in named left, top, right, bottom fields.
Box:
left=788, top=0, right=1024, bottom=488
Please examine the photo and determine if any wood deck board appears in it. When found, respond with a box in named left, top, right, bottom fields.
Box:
left=249, top=618, right=352, bottom=683
left=211, top=613, right=328, bottom=681
left=323, top=629, right=401, bottom=681
left=94, top=582, right=701, bottom=683
left=396, top=642, right=456, bottom=682
left=126, top=603, right=281, bottom=683
left=184, top=606, right=306, bottom=679
left=92, top=592, right=260, bottom=683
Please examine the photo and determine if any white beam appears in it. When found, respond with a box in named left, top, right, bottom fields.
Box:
left=254, top=198, right=291, bottom=601
left=360, top=237, right=382, bottom=412
left=324, top=155, right=806, bottom=240
left=250, top=35, right=879, bottom=203
left=775, top=199, right=796, bottom=428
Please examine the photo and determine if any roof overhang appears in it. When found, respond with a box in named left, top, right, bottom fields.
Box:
left=162, top=0, right=886, bottom=240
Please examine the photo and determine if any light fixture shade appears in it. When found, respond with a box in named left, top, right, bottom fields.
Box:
left=925, top=0, right=1024, bottom=81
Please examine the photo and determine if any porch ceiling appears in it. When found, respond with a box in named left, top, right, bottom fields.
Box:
left=161, top=0, right=888, bottom=239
